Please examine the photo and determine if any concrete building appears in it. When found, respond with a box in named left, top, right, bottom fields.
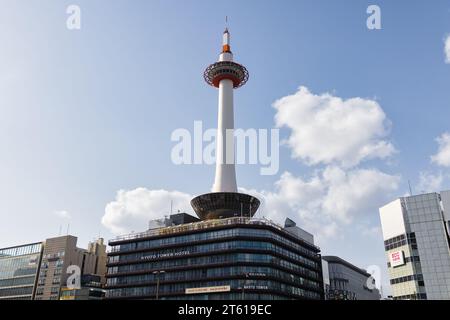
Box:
left=379, top=190, right=450, bottom=300
left=321, top=256, right=381, bottom=300
left=88, top=238, right=108, bottom=285
left=34, top=236, right=107, bottom=300
left=0, top=243, right=43, bottom=300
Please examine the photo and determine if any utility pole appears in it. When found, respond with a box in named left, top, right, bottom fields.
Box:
left=153, top=270, right=165, bottom=300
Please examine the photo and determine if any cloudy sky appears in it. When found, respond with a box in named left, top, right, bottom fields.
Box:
left=1, top=0, right=450, bottom=295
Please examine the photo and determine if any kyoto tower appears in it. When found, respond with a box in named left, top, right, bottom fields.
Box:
left=191, top=28, right=260, bottom=220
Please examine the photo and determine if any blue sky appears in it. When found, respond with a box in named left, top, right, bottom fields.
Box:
left=1, top=0, right=450, bottom=295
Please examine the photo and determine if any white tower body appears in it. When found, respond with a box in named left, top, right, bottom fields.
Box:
left=213, top=32, right=237, bottom=192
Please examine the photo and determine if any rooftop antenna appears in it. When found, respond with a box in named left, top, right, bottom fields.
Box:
left=170, top=200, right=173, bottom=215
left=66, top=223, right=70, bottom=235
left=225, top=16, right=230, bottom=33
left=408, top=180, right=413, bottom=196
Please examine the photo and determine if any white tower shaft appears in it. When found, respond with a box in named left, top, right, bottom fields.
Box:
left=213, top=77, right=237, bottom=192
left=212, top=31, right=237, bottom=193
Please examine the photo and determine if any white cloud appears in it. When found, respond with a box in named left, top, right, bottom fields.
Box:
left=54, top=210, right=71, bottom=219
left=101, top=188, right=192, bottom=235
left=417, top=171, right=444, bottom=193
left=431, top=132, right=450, bottom=167
left=445, top=35, right=450, bottom=64
left=102, top=166, right=399, bottom=244
left=273, top=86, right=395, bottom=167
left=244, top=167, right=400, bottom=244
left=321, top=166, right=399, bottom=223
left=358, top=225, right=383, bottom=238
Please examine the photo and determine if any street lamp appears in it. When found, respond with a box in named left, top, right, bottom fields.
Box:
left=153, top=270, right=165, bottom=300
left=241, top=273, right=250, bottom=300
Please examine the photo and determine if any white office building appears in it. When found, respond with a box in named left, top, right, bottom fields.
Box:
left=379, top=190, right=450, bottom=300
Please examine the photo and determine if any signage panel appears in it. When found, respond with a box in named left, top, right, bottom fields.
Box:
left=185, top=285, right=231, bottom=295
left=390, top=250, right=405, bottom=267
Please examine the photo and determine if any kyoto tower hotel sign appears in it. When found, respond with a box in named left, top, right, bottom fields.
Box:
left=191, top=29, right=260, bottom=220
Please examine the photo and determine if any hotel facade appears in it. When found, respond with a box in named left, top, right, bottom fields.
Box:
left=105, top=214, right=324, bottom=300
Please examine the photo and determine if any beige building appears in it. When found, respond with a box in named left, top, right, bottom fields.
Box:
left=88, top=238, right=107, bottom=285
left=34, top=236, right=107, bottom=300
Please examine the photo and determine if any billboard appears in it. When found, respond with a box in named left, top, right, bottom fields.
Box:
left=390, top=250, right=405, bottom=267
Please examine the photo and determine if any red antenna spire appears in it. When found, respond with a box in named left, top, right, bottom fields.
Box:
left=222, top=27, right=231, bottom=53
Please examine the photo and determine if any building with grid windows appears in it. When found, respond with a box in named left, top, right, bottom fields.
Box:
left=0, top=236, right=107, bottom=300
left=379, top=190, right=450, bottom=300
left=321, top=256, right=381, bottom=300
left=0, top=243, right=43, bottom=300
left=105, top=214, right=324, bottom=300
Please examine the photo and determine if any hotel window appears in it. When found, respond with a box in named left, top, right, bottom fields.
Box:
left=50, top=286, right=60, bottom=294
left=110, top=266, right=118, bottom=274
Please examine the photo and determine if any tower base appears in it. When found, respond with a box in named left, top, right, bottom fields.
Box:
left=191, top=192, right=260, bottom=220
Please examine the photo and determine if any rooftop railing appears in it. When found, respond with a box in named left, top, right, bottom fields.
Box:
left=109, top=216, right=320, bottom=251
